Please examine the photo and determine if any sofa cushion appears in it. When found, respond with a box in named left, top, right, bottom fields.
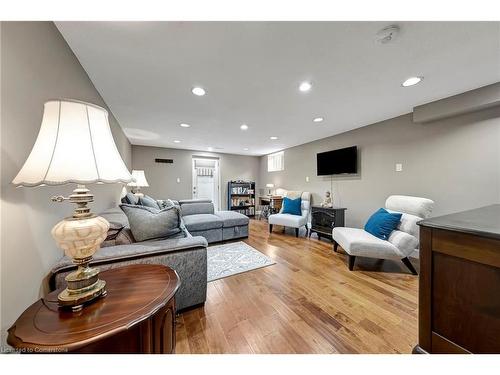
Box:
left=180, top=202, right=214, bottom=216
left=386, top=210, right=422, bottom=239
left=182, top=214, right=223, bottom=231
left=179, top=199, right=212, bottom=204
left=268, top=213, right=307, bottom=227
left=387, top=230, right=418, bottom=257
left=214, top=211, right=249, bottom=227
left=385, top=195, right=434, bottom=219
left=332, top=227, right=402, bottom=259
left=120, top=204, right=183, bottom=242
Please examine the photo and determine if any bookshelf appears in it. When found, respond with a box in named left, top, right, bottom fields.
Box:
left=227, top=180, right=255, bottom=217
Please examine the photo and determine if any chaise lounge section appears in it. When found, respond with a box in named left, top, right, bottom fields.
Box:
left=179, top=199, right=249, bottom=243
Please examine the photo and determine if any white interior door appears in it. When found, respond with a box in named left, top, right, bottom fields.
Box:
left=192, top=158, right=220, bottom=210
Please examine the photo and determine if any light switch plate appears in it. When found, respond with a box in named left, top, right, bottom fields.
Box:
left=176, top=177, right=181, bottom=183
left=305, top=176, right=310, bottom=182
left=395, top=163, right=403, bottom=172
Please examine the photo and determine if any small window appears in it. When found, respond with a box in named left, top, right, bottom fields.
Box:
left=267, top=151, right=284, bottom=172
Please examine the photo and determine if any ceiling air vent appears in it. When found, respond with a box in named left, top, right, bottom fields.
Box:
left=155, top=158, right=173, bottom=164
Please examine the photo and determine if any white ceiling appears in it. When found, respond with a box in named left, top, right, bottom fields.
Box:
left=56, top=22, right=500, bottom=156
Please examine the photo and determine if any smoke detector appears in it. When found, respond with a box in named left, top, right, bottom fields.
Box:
left=375, top=25, right=400, bottom=44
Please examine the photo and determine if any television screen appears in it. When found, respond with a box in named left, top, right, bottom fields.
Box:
left=317, top=146, right=357, bottom=175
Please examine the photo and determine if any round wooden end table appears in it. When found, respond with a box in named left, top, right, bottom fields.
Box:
left=7, top=264, right=180, bottom=354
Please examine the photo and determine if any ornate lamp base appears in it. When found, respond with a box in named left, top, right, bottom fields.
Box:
left=51, top=185, right=110, bottom=312
left=58, top=265, right=107, bottom=311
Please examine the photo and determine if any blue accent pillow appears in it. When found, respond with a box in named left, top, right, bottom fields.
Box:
left=364, top=208, right=402, bottom=240
left=282, top=197, right=302, bottom=216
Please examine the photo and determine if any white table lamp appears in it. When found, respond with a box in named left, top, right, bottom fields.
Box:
left=127, top=170, right=149, bottom=196
left=266, top=183, right=275, bottom=196
left=13, top=99, right=133, bottom=311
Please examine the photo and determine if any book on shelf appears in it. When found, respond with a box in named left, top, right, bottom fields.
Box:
left=231, top=187, right=254, bottom=195
left=232, top=207, right=255, bottom=216
left=231, top=197, right=255, bottom=207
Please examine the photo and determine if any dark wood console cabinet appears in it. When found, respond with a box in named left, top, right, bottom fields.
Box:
left=7, top=264, right=180, bottom=354
left=309, top=206, right=346, bottom=240
left=415, top=205, right=500, bottom=354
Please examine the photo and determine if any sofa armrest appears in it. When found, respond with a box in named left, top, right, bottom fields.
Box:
left=49, top=235, right=208, bottom=289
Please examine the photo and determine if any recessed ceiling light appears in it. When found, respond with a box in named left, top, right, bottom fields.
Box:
left=243, top=148, right=249, bottom=151
left=180, top=123, right=191, bottom=128
left=192, top=87, right=206, bottom=96
left=240, top=124, right=249, bottom=130
left=313, top=117, right=324, bottom=123
left=270, top=136, right=278, bottom=140
left=299, top=81, right=312, bottom=92
left=174, top=140, right=181, bottom=143
left=402, top=76, right=423, bottom=87
left=207, top=147, right=213, bottom=152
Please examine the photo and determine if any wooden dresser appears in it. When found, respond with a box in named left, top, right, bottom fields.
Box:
left=7, top=264, right=180, bottom=354
left=415, top=205, right=500, bottom=354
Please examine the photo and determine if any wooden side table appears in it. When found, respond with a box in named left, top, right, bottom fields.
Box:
left=7, top=264, right=180, bottom=354
left=259, top=196, right=283, bottom=219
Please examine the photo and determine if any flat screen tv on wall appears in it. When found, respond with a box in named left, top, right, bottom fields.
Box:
left=317, top=146, right=358, bottom=175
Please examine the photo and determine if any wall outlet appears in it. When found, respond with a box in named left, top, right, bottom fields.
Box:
left=305, top=176, right=310, bottom=182
left=395, top=163, right=403, bottom=172
left=176, top=177, right=181, bottom=183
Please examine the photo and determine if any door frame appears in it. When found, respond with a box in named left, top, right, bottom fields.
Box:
left=192, top=157, right=221, bottom=210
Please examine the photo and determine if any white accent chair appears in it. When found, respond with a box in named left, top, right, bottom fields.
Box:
left=332, top=195, right=434, bottom=274
left=269, top=191, right=311, bottom=237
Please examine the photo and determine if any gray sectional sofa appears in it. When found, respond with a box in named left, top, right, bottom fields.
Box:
left=49, top=199, right=249, bottom=311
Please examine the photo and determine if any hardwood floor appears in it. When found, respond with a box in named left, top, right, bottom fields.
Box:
left=175, top=219, right=419, bottom=354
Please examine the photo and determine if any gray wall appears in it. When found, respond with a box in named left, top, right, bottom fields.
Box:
left=260, top=107, right=500, bottom=228
left=0, top=22, right=132, bottom=341
left=132, top=145, right=260, bottom=210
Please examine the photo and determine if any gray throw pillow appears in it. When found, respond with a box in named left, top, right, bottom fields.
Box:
left=157, top=199, right=179, bottom=209
left=139, top=194, right=160, bottom=209
left=120, top=204, right=183, bottom=242
left=124, top=192, right=139, bottom=205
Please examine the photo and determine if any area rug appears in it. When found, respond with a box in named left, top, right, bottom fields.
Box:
left=207, top=241, right=276, bottom=281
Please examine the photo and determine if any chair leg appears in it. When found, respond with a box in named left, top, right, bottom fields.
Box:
left=295, top=228, right=299, bottom=237
left=348, top=255, right=356, bottom=271
left=269, top=224, right=273, bottom=233
left=333, top=241, right=338, bottom=253
left=305, top=224, right=309, bottom=237
left=402, top=257, right=418, bottom=275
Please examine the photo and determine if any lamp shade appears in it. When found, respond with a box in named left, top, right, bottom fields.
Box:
left=12, top=99, right=133, bottom=186
left=266, top=183, right=275, bottom=188
left=127, top=170, right=149, bottom=187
